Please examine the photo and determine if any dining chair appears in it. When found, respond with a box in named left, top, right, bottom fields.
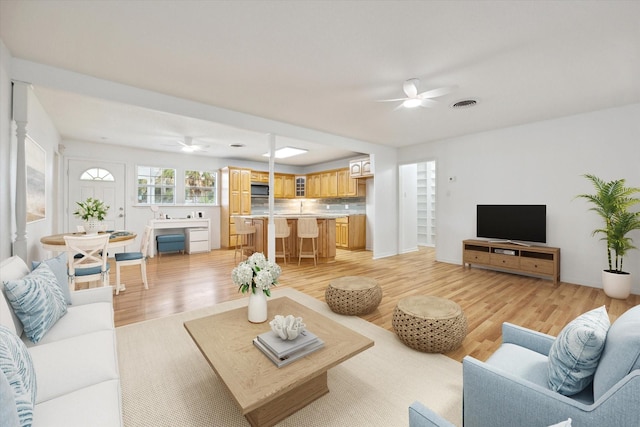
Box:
left=297, top=217, right=319, bottom=266
left=234, top=219, right=256, bottom=261
left=274, top=218, right=291, bottom=264
left=64, top=234, right=111, bottom=291
left=114, top=225, right=152, bottom=295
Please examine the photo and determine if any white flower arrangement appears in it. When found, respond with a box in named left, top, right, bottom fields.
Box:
left=73, top=197, right=109, bottom=221
left=232, top=252, right=281, bottom=297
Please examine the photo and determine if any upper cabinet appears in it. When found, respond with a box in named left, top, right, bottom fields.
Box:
left=349, top=157, right=373, bottom=178
left=250, top=167, right=365, bottom=199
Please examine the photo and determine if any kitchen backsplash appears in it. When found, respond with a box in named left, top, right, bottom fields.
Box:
left=251, top=197, right=366, bottom=215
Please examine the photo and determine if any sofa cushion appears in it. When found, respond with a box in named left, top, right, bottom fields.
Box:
left=22, top=302, right=114, bottom=347
left=29, top=330, right=119, bottom=404
left=593, top=304, right=640, bottom=400
left=0, top=369, right=20, bottom=427
left=0, top=256, right=30, bottom=337
left=547, top=306, right=609, bottom=396
left=32, top=252, right=72, bottom=305
left=33, top=380, right=123, bottom=427
left=0, top=325, right=37, bottom=426
left=3, top=263, right=68, bottom=343
left=486, top=343, right=549, bottom=388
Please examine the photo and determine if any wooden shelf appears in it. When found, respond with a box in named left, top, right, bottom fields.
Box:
left=462, top=239, right=560, bottom=284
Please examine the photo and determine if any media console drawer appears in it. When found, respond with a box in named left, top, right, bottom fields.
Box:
left=462, top=239, right=560, bottom=284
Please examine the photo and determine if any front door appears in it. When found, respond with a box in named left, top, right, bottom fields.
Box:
left=67, top=159, right=126, bottom=233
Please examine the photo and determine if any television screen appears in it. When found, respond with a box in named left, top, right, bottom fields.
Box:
left=476, top=205, right=547, bottom=243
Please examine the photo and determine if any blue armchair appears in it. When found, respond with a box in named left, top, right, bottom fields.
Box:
left=409, top=305, right=640, bottom=427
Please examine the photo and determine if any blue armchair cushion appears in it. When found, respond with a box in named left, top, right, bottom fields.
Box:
left=593, top=304, right=640, bottom=400
left=31, top=252, right=72, bottom=304
left=547, top=305, right=609, bottom=395
left=115, top=252, right=143, bottom=262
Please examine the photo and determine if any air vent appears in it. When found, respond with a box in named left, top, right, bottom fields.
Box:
left=451, top=99, right=477, bottom=109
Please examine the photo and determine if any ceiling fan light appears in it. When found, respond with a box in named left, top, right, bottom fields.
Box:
left=181, top=145, right=196, bottom=152
left=403, top=98, right=422, bottom=109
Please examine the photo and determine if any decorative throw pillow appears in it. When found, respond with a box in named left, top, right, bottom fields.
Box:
left=3, top=263, right=68, bottom=343
left=0, top=325, right=36, bottom=426
left=548, top=305, right=610, bottom=395
left=0, top=368, right=21, bottom=427
left=32, top=252, right=72, bottom=305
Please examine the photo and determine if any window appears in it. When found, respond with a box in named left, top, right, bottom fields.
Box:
left=137, top=166, right=175, bottom=204
left=185, top=170, right=217, bottom=204
left=80, top=167, right=114, bottom=181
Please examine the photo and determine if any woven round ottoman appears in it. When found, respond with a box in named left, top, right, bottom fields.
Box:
left=325, top=276, right=382, bottom=315
left=392, top=295, right=467, bottom=353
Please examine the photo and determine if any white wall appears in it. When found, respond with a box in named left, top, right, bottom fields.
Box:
left=0, top=41, right=61, bottom=264
left=398, top=103, right=640, bottom=294
left=24, top=89, right=62, bottom=264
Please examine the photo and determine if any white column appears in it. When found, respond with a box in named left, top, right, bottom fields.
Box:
left=267, top=134, right=276, bottom=262
left=12, top=81, right=30, bottom=262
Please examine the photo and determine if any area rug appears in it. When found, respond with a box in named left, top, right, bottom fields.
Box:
left=116, top=288, right=462, bottom=426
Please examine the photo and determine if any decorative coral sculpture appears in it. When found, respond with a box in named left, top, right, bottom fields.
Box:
left=269, top=315, right=305, bottom=340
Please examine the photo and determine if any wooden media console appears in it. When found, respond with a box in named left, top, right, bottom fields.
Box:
left=462, top=239, right=560, bottom=284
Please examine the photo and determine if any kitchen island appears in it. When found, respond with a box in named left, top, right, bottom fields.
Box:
left=234, top=215, right=340, bottom=263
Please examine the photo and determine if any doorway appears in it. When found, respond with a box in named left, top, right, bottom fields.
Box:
left=398, top=160, right=436, bottom=253
left=67, top=159, right=126, bottom=233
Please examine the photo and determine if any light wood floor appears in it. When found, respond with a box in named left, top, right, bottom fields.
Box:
left=109, top=247, right=639, bottom=363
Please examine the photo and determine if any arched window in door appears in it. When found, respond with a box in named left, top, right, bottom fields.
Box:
left=80, top=167, right=115, bottom=181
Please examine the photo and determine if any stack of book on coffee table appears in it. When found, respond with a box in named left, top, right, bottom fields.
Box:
left=253, top=329, right=325, bottom=367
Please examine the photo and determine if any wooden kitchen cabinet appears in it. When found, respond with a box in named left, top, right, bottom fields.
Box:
left=221, top=167, right=251, bottom=248
left=337, top=168, right=365, bottom=197
left=335, top=215, right=366, bottom=250
left=349, top=157, right=373, bottom=178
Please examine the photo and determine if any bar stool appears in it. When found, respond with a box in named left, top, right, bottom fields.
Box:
left=274, top=218, right=291, bottom=264
left=297, top=217, right=319, bottom=266
left=234, top=219, right=256, bottom=261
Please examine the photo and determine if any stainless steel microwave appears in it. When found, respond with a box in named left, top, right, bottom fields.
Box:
left=251, top=183, right=269, bottom=197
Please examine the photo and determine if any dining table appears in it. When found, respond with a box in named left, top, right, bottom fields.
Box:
left=40, top=231, right=138, bottom=294
left=40, top=230, right=137, bottom=253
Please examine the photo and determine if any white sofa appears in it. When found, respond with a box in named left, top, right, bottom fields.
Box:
left=0, top=255, right=122, bottom=426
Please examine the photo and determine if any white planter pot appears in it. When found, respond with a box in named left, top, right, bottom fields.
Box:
left=85, top=219, right=102, bottom=235
left=247, top=291, right=268, bottom=323
left=602, top=270, right=632, bottom=299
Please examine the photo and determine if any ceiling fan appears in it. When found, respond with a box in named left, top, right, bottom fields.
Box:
left=378, top=78, right=457, bottom=110
left=171, top=136, right=209, bottom=153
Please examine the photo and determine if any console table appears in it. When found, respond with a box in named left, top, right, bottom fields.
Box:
left=462, top=239, right=560, bottom=284
left=148, top=218, right=210, bottom=257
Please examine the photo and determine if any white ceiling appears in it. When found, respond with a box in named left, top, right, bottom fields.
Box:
left=1, top=1, right=639, bottom=166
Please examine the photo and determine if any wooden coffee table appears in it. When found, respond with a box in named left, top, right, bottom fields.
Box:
left=184, top=296, right=374, bottom=427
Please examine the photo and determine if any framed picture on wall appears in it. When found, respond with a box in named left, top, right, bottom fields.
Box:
left=26, top=135, right=46, bottom=223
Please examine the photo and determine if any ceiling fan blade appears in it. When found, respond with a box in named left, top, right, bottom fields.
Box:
left=176, top=140, right=188, bottom=147
left=417, top=85, right=458, bottom=99
left=403, top=79, right=419, bottom=98
left=419, top=99, right=440, bottom=108
left=377, top=97, right=409, bottom=103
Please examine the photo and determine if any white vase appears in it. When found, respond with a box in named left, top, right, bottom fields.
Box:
left=248, top=291, right=268, bottom=323
left=602, top=270, right=632, bottom=299
left=85, top=219, right=102, bottom=235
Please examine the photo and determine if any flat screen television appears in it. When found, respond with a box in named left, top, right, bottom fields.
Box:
left=476, top=204, right=547, bottom=244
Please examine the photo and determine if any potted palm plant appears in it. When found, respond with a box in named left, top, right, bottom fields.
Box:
left=576, top=174, right=640, bottom=298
